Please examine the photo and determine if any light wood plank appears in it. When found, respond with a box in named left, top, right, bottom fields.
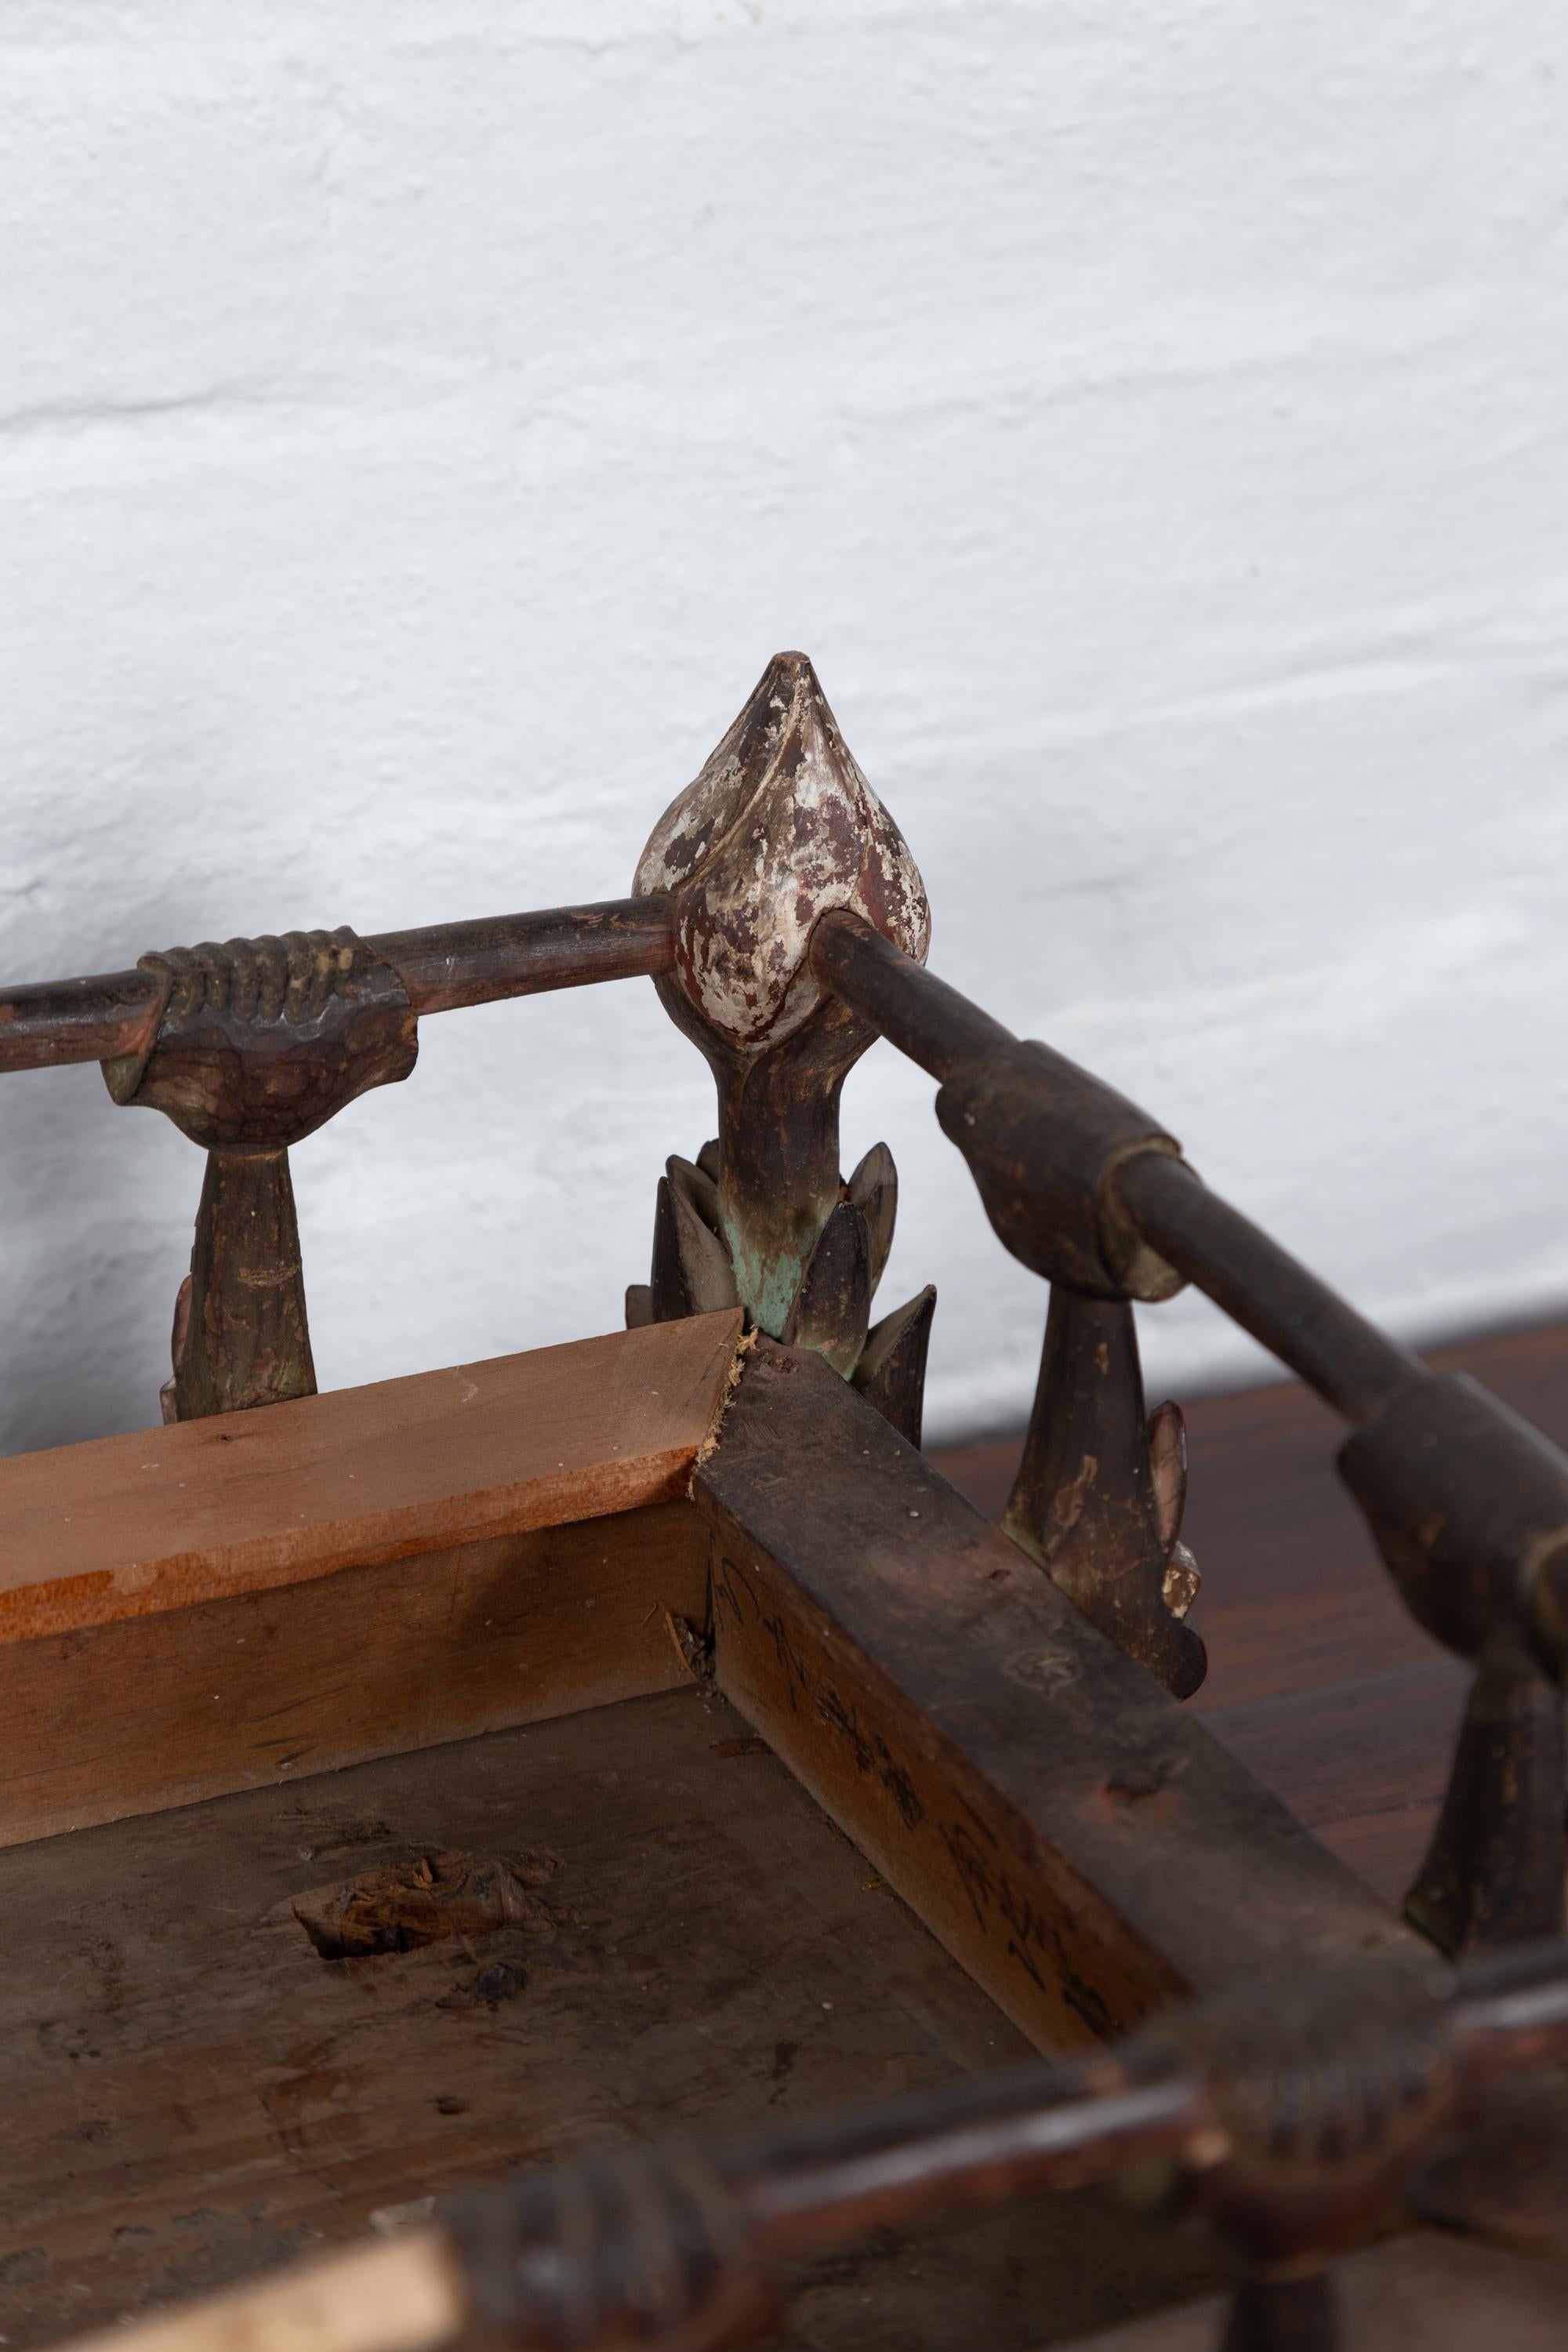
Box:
left=0, top=1501, right=709, bottom=1847
left=0, top=1310, right=743, bottom=1642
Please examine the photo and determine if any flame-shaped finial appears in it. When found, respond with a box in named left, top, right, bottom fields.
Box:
left=633, top=652, right=930, bottom=1052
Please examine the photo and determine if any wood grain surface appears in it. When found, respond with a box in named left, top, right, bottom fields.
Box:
left=4, top=1323, right=1565, bottom=2352
left=696, top=1338, right=1415, bottom=2054
left=0, top=1310, right=743, bottom=1642
left=0, top=1686, right=1222, bottom=2352
left=0, top=1501, right=708, bottom=1848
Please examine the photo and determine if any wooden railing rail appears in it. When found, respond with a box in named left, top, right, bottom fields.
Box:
left=0, top=895, right=673, bottom=1073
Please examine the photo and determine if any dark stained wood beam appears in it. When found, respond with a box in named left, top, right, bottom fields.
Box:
left=0, top=1312, right=743, bottom=1847
left=693, top=1338, right=1421, bottom=2053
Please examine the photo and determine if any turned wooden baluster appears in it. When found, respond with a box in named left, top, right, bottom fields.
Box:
left=103, top=929, right=417, bottom=1421
left=625, top=652, right=936, bottom=1443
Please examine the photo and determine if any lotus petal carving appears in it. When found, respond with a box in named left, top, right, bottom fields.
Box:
left=633, top=652, right=930, bottom=1054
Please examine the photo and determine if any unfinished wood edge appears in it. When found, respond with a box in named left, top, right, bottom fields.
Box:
left=693, top=1320, right=758, bottom=1471
left=9, top=1312, right=746, bottom=1481
left=2, top=1309, right=747, bottom=1647
left=0, top=1446, right=702, bottom=1648
left=54, top=2227, right=466, bottom=2352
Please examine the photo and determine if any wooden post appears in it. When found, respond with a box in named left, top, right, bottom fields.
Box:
left=626, top=653, right=937, bottom=1438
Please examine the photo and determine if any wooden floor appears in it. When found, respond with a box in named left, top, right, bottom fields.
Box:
left=933, top=1316, right=1568, bottom=1905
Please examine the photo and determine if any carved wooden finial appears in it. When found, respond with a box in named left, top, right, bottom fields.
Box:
left=633, top=650, right=930, bottom=1054
left=630, top=656, right=935, bottom=1410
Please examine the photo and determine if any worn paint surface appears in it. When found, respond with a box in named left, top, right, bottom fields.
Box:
left=633, top=650, right=929, bottom=1053
left=633, top=652, right=928, bottom=1342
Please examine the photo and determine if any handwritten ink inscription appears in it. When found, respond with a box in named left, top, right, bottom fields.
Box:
left=713, top=1554, right=1114, bottom=2034
left=815, top=1686, right=925, bottom=1831
left=714, top=1555, right=812, bottom=1713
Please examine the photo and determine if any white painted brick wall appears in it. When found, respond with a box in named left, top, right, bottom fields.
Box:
left=3, top=0, right=1567, bottom=1455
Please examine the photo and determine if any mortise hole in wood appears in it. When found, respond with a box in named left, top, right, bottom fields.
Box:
left=290, top=1846, right=558, bottom=1961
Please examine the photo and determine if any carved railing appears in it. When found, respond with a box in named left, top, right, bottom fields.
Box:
left=3, top=902, right=669, bottom=1418
left=806, top=906, right=1568, bottom=1953
left=6, top=650, right=1563, bottom=1958
left=9, top=653, right=1568, bottom=2352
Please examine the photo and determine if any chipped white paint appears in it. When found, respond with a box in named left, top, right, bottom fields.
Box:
left=634, top=652, right=929, bottom=1052
left=2, top=2, right=1567, bottom=1456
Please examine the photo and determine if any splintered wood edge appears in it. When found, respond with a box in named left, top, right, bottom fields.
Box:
left=695, top=1321, right=758, bottom=1469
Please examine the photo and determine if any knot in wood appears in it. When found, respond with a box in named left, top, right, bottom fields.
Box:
left=445, top=2143, right=770, bottom=2351
left=102, top=926, right=418, bottom=1151
left=632, top=652, right=929, bottom=1055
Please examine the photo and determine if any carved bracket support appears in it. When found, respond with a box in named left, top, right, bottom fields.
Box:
left=1404, top=1638, right=1566, bottom=1955
left=1004, top=1285, right=1207, bottom=1698
left=103, top=929, right=417, bottom=1420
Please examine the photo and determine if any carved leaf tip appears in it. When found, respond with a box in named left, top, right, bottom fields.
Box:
left=633, top=652, right=930, bottom=1053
